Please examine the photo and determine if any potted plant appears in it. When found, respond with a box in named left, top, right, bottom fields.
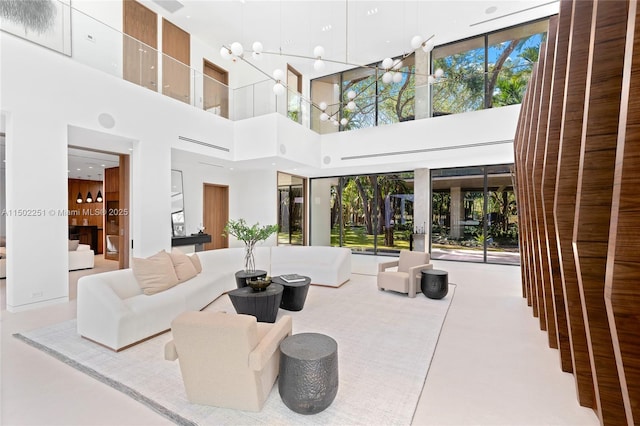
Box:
left=223, top=219, right=278, bottom=272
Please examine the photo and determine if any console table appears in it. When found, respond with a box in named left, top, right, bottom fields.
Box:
left=171, top=234, right=211, bottom=252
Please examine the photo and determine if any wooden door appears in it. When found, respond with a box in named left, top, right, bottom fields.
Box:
left=162, top=19, right=190, bottom=104
left=203, top=60, right=229, bottom=118
left=203, top=184, right=228, bottom=250
left=123, top=0, right=157, bottom=90
left=118, top=154, right=130, bottom=269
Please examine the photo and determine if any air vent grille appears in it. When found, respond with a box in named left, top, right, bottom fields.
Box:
left=178, top=136, right=230, bottom=152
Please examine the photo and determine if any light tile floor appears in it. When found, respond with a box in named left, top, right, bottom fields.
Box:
left=0, top=256, right=598, bottom=425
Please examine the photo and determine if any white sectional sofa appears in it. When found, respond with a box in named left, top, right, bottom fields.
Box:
left=77, top=246, right=351, bottom=351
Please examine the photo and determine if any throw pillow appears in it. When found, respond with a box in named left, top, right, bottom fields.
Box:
left=68, top=240, right=80, bottom=251
left=132, top=250, right=180, bottom=295
left=169, top=248, right=198, bottom=283
left=188, top=253, right=203, bottom=273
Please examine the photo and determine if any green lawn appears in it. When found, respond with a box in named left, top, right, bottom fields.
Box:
left=330, top=227, right=410, bottom=251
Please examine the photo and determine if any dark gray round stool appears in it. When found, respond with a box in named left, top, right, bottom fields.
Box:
left=278, top=333, right=338, bottom=414
left=421, top=269, right=449, bottom=299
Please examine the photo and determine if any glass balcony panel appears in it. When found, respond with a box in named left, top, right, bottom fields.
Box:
left=202, top=73, right=229, bottom=118
left=70, top=8, right=122, bottom=79
left=162, top=54, right=190, bottom=104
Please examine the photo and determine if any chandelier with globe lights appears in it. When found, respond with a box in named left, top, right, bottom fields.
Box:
left=219, top=33, right=444, bottom=127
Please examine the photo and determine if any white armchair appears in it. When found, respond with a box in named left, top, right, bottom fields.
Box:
left=377, top=250, right=432, bottom=298
left=165, top=311, right=292, bottom=411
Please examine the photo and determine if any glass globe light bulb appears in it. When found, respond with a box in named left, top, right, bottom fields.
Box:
left=314, top=59, right=325, bottom=71
left=230, top=42, right=243, bottom=56
left=434, top=68, right=444, bottom=78
left=273, top=82, right=285, bottom=96
left=347, top=101, right=356, bottom=111
left=382, top=72, right=392, bottom=84
left=319, top=102, right=327, bottom=111
left=320, top=112, right=329, bottom=121
left=252, top=41, right=263, bottom=53
left=428, top=75, right=435, bottom=85
left=393, top=72, right=403, bottom=83
left=273, top=69, right=285, bottom=81
left=411, top=35, right=423, bottom=50
left=252, top=51, right=261, bottom=60
left=313, top=45, right=325, bottom=58
left=393, top=60, right=403, bottom=71
left=382, top=57, right=393, bottom=70
left=347, top=90, right=356, bottom=100
left=340, top=118, right=348, bottom=126
left=220, top=47, right=231, bottom=60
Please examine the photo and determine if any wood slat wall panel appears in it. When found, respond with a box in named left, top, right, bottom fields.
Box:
left=573, top=0, right=629, bottom=423
left=515, top=78, right=534, bottom=303
left=554, top=0, right=596, bottom=408
left=534, top=19, right=559, bottom=348
left=524, top=61, right=543, bottom=319
left=529, top=45, right=548, bottom=327
left=543, top=10, right=572, bottom=371
left=605, top=1, right=640, bottom=423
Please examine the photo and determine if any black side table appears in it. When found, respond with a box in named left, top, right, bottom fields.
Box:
left=421, top=269, right=449, bottom=299
left=228, top=283, right=283, bottom=323
left=279, top=333, right=339, bottom=414
left=271, top=275, right=311, bottom=311
left=234, top=269, right=267, bottom=288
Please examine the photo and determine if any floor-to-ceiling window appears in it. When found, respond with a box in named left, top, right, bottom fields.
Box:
left=312, top=172, right=414, bottom=255
left=310, top=18, right=547, bottom=133
left=430, top=164, right=519, bottom=265
left=277, top=172, right=306, bottom=245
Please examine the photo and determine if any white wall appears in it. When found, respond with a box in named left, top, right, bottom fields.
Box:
left=0, top=32, right=235, bottom=311
left=318, top=105, right=519, bottom=175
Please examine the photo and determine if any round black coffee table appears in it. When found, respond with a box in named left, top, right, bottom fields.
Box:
left=234, top=269, right=267, bottom=288
left=228, top=283, right=283, bottom=323
left=421, top=269, right=448, bottom=299
left=271, top=275, right=311, bottom=311
left=279, top=333, right=338, bottom=414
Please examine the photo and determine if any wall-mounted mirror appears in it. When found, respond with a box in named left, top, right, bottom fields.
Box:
left=171, top=169, right=185, bottom=237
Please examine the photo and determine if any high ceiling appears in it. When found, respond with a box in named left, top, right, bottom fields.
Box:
left=142, top=0, right=558, bottom=78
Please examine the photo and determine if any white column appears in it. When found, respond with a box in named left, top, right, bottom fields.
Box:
left=413, top=168, right=430, bottom=252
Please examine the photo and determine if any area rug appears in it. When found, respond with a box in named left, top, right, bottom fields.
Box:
left=14, top=275, right=455, bottom=425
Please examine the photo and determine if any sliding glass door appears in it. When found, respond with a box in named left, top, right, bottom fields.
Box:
left=278, top=173, right=305, bottom=245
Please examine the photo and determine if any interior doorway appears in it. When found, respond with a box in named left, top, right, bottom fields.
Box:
left=203, top=183, right=229, bottom=250
left=67, top=147, right=130, bottom=269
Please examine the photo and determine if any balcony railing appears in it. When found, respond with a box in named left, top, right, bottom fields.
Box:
left=43, top=2, right=528, bottom=135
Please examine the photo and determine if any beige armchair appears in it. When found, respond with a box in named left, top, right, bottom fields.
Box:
left=165, top=311, right=292, bottom=411
left=377, top=250, right=433, bottom=298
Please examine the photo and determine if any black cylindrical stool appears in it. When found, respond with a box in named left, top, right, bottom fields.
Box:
left=421, top=269, right=449, bottom=299
left=279, top=333, right=338, bottom=414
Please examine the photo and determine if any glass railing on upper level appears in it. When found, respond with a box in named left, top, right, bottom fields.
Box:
left=23, top=2, right=529, bottom=136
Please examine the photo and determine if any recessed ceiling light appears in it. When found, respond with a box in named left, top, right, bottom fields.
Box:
left=76, top=168, right=81, bottom=171
left=89, top=166, right=93, bottom=169
left=485, top=6, right=497, bottom=14
left=101, top=164, right=106, bottom=167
